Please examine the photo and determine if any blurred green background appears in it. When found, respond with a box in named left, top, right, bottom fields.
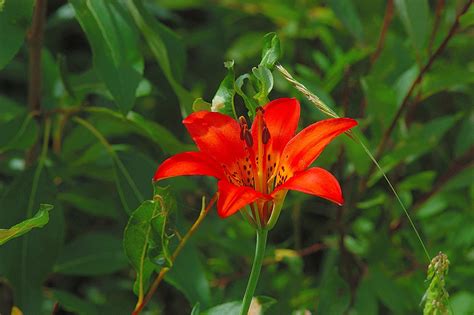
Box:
left=0, top=0, right=473, bottom=314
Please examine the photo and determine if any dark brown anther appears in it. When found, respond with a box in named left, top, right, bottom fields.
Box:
left=256, top=106, right=265, bottom=114
left=262, top=125, right=271, bottom=144
left=239, top=116, right=248, bottom=140
left=244, top=130, right=253, bottom=147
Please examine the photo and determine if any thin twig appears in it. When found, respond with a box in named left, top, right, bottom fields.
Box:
left=370, top=0, right=394, bottom=65
left=428, top=0, right=446, bottom=54
left=363, top=0, right=472, bottom=184
left=28, top=0, right=47, bottom=112
left=26, top=0, right=48, bottom=165
left=132, top=194, right=219, bottom=315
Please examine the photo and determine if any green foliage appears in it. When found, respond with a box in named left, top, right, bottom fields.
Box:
left=0, top=0, right=473, bottom=314
left=0, top=204, right=53, bottom=246
left=0, top=0, right=33, bottom=69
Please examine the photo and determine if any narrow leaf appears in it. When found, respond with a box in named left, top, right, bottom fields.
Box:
left=0, top=204, right=53, bottom=246
left=70, top=0, right=143, bottom=113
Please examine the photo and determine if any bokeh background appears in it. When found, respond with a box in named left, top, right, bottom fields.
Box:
left=0, top=0, right=473, bottom=314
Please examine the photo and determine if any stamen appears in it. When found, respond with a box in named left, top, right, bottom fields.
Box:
left=262, top=125, right=270, bottom=144
left=244, top=130, right=253, bottom=147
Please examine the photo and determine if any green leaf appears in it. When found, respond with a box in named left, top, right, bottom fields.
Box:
left=0, top=0, right=34, bottom=69
left=113, top=150, right=154, bottom=214
left=353, top=277, right=378, bottom=315
left=0, top=113, right=38, bottom=153
left=57, top=191, right=119, bottom=219
left=252, top=65, right=274, bottom=106
left=369, top=115, right=460, bottom=186
left=54, top=232, right=128, bottom=276
left=254, top=296, right=277, bottom=314
left=259, top=32, right=281, bottom=69
left=0, top=169, right=64, bottom=313
left=394, top=0, right=430, bottom=52
left=235, top=73, right=259, bottom=117
left=398, top=171, right=436, bottom=193
left=166, top=243, right=211, bottom=308
left=192, top=98, right=211, bottom=112
left=87, top=107, right=192, bottom=154
left=327, top=0, right=364, bottom=41
left=70, top=0, right=143, bottom=113
left=318, top=267, right=350, bottom=315
left=123, top=186, right=175, bottom=297
left=202, top=301, right=241, bottom=315
left=51, top=289, right=98, bottom=315
left=0, top=204, right=53, bottom=246
left=126, top=0, right=194, bottom=116
left=211, top=60, right=236, bottom=118
left=191, top=303, right=200, bottom=315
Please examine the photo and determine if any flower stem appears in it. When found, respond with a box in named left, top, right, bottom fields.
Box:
left=240, top=228, right=268, bottom=315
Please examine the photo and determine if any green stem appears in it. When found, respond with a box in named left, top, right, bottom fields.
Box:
left=240, top=229, right=268, bottom=315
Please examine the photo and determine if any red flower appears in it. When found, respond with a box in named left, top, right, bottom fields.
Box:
left=154, top=98, right=357, bottom=227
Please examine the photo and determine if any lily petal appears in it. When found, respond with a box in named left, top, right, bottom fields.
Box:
left=272, top=167, right=344, bottom=205
left=153, top=151, right=224, bottom=181
left=252, top=98, right=300, bottom=153
left=280, top=118, right=357, bottom=174
left=183, top=111, right=246, bottom=166
left=217, top=180, right=270, bottom=218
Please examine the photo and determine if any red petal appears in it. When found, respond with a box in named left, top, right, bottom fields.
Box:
left=153, top=151, right=224, bottom=181
left=252, top=98, right=300, bottom=153
left=272, top=167, right=344, bottom=205
left=183, top=111, right=246, bottom=166
left=280, top=118, right=357, bottom=173
left=217, top=180, right=270, bottom=218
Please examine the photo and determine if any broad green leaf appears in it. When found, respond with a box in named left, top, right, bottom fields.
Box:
left=166, top=243, right=211, bottom=308
left=0, top=0, right=34, bottom=69
left=191, top=303, right=200, bottom=315
left=123, top=200, right=157, bottom=297
left=123, top=186, right=174, bottom=297
left=115, top=150, right=155, bottom=214
left=0, top=169, right=64, bottom=313
left=421, top=63, right=474, bottom=100
left=252, top=65, right=274, bottom=106
left=394, top=0, right=430, bottom=52
left=327, top=0, right=364, bottom=41
left=192, top=98, right=211, bottom=112
left=454, top=112, right=474, bottom=157
left=126, top=0, right=194, bottom=116
left=368, top=266, right=410, bottom=313
left=0, top=204, right=52, bottom=246
left=86, top=107, right=192, bottom=154
left=259, top=32, right=281, bottom=69
left=0, top=113, right=38, bottom=153
left=57, top=190, right=119, bottom=219
left=51, top=289, right=98, bottom=315
left=353, top=277, right=378, bottom=315
left=211, top=60, right=236, bottom=118
left=227, top=32, right=266, bottom=63
left=54, top=232, right=128, bottom=276
left=235, top=73, right=259, bottom=117
left=318, top=267, right=350, bottom=314
left=70, top=0, right=143, bottom=113
left=398, top=171, right=436, bottom=193
left=0, top=95, right=25, bottom=121
left=202, top=301, right=241, bottom=315
left=369, top=115, right=460, bottom=186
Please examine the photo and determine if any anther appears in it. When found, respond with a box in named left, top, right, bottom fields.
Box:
left=262, top=125, right=270, bottom=144
left=239, top=116, right=248, bottom=140
left=244, top=130, right=253, bottom=147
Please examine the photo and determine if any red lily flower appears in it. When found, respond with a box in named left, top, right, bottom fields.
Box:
left=153, top=98, right=357, bottom=227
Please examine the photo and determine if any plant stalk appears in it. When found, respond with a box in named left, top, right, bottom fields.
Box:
left=240, top=228, right=268, bottom=315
